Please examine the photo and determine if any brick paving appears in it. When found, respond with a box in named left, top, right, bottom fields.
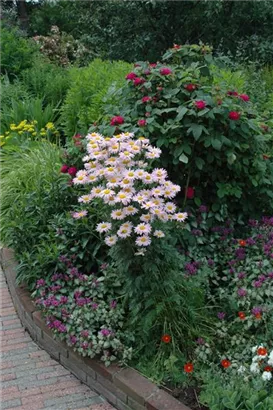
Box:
left=0, top=267, right=116, bottom=410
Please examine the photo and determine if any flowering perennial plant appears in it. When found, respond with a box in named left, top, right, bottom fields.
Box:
left=249, top=345, right=273, bottom=382
left=73, top=132, right=187, bottom=252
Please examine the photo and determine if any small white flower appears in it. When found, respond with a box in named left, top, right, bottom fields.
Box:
left=135, top=223, right=152, bottom=235
left=250, top=362, right=260, bottom=374
left=174, top=212, right=188, bottom=222
left=105, top=235, right=118, bottom=246
left=154, top=230, right=165, bottom=238
left=262, top=371, right=272, bottom=381
left=135, top=235, right=151, bottom=247
left=124, top=206, right=138, bottom=216
left=237, top=365, right=246, bottom=375
left=111, top=210, right=126, bottom=220
left=96, top=222, right=112, bottom=233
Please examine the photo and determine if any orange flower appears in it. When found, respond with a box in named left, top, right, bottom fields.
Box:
left=161, top=334, right=171, bottom=343
left=255, top=312, right=262, bottom=319
left=238, top=311, right=246, bottom=320
left=184, top=362, right=194, bottom=373
left=221, top=359, right=231, bottom=368
left=257, top=347, right=267, bottom=356
left=238, top=240, right=246, bottom=247
left=264, top=366, right=272, bottom=372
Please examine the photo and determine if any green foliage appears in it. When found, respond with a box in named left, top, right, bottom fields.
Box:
left=28, top=1, right=273, bottom=65
left=60, top=59, right=131, bottom=136
left=1, top=25, right=38, bottom=78
left=20, top=58, right=70, bottom=106
left=0, top=142, right=76, bottom=288
left=200, top=372, right=273, bottom=410
left=92, top=45, right=273, bottom=219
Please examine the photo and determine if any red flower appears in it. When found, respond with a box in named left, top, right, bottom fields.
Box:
left=257, top=347, right=267, bottom=356
left=261, top=124, right=269, bottom=133
left=144, top=69, right=151, bottom=76
left=138, top=119, right=147, bottom=127
left=73, top=133, right=82, bottom=140
left=160, top=67, right=172, bottom=76
left=67, top=167, right=77, bottom=176
left=110, top=116, right=124, bottom=126
left=142, top=96, right=152, bottom=103
left=184, top=362, right=194, bottom=373
left=217, top=99, right=223, bottom=105
left=173, top=44, right=181, bottom=50
left=134, top=63, right=141, bottom=68
left=194, top=100, right=206, bottom=110
left=229, top=111, right=241, bottom=121
left=186, top=187, right=195, bottom=199
left=238, top=311, right=246, bottom=320
left=60, top=164, right=69, bottom=173
left=227, top=91, right=238, bottom=97
left=149, top=63, right=157, bottom=68
left=221, top=359, right=231, bottom=368
left=263, top=154, right=270, bottom=160
left=238, top=239, right=246, bottom=247
left=185, top=84, right=196, bottom=92
left=133, top=77, right=145, bottom=86
left=240, top=94, right=250, bottom=102
left=126, top=72, right=137, bottom=80
left=255, top=312, right=262, bottom=319
left=264, top=366, right=273, bottom=372
left=161, top=334, right=171, bottom=343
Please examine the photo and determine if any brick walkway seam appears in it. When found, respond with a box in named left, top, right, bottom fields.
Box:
left=0, top=267, right=116, bottom=410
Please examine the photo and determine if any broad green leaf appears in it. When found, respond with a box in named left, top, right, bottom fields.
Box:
left=179, top=153, right=188, bottom=163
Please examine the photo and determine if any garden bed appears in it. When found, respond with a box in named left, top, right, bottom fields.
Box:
left=0, top=247, right=192, bottom=410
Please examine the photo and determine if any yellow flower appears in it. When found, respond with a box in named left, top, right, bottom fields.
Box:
left=18, top=131, right=23, bottom=135
left=32, top=120, right=38, bottom=124
left=0, top=135, right=5, bottom=139
left=46, top=122, right=54, bottom=129
left=40, top=131, right=46, bottom=136
left=5, top=131, right=9, bottom=135
left=41, top=128, right=46, bottom=132
left=0, top=141, right=5, bottom=147
left=10, top=126, right=17, bottom=131
left=32, top=132, right=37, bottom=136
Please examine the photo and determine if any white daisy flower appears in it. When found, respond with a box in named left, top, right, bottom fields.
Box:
left=124, top=206, right=138, bottom=216
left=96, top=222, right=112, bottom=233
left=135, top=223, right=152, bottom=235
left=174, top=212, right=188, bottom=222
left=105, top=235, right=118, bottom=247
left=135, top=235, right=151, bottom=247
left=111, top=209, right=126, bottom=220
left=154, top=230, right=165, bottom=238
left=165, top=202, right=176, bottom=213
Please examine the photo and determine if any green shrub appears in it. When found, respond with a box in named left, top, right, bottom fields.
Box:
left=20, top=58, right=70, bottom=106
left=60, top=59, right=132, bottom=136
left=0, top=26, right=38, bottom=78
left=91, top=44, right=273, bottom=219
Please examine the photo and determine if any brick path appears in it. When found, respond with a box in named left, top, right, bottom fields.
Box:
left=0, top=267, right=116, bottom=410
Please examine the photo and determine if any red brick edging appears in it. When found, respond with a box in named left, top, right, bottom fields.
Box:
left=0, top=248, right=191, bottom=410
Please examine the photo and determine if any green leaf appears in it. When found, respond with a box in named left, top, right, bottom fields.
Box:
left=189, top=124, right=203, bottom=140
left=176, top=106, right=188, bottom=121
left=195, top=157, right=205, bottom=170
left=211, top=139, right=222, bottom=150
left=179, top=153, right=188, bottom=163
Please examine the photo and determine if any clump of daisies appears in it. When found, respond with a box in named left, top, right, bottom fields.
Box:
left=73, top=131, right=187, bottom=252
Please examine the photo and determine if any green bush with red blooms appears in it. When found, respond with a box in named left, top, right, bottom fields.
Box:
left=91, top=44, right=273, bottom=220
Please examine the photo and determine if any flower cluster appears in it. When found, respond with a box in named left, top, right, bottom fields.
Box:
left=73, top=132, right=187, bottom=251
left=1, top=120, right=59, bottom=147
left=33, top=255, right=133, bottom=365
left=249, top=345, right=273, bottom=381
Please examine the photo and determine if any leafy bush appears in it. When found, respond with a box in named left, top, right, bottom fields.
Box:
left=32, top=25, right=92, bottom=67
left=91, top=44, right=273, bottom=219
left=60, top=59, right=132, bottom=136
left=1, top=26, right=38, bottom=78
left=20, top=58, right=70, bottom=106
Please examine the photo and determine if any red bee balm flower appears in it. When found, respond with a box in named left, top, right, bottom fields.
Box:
left=126, top=72, right=137, bottom=80
left=173, top=44, right=181, bottom=50
left=229, top=111, right=241, bottom=121
left=255, top=312, right=262, bottom=319
left=133, top=77, right=145, bottom=86
left=263, top=154, right=270, bottom=160
left=264, top=366, right=273, bottom=372
left=110, top=116, right=124, bottom=126
left=195, top=100, right=206, bottom=110
left=227, top=91, right=238, bottom=97
left=142, top=96, right=152, bottom=103
left=186, top=187, right=195, bottom=199
left=238, top=240, right=246, bottom=247
left=221, top=359, right=231, bottom=368
left=185, top=84, right=196, bottom=92
left=149, top=63, right=157, bottom=68
left=138, top=119, right=147, bottom=127
left=160, top=67, right=172, bottom=76
left=67, top=167, right=77, bottom=176
left=239, top=94, right=250, bottom=102
left=161, top=334, right=171, bottom=343
left=60, top=164, right=69, bottom=173
left=184, top=363, right=194, bottom=373
left=238, top=311, right=246, bottom=320
left=257, top=347, right=267, bottom=356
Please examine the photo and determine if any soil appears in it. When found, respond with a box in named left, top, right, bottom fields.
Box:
left=163, top=386, right=209, bottom=410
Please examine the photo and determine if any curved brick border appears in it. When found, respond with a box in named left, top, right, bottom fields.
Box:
left=1, top=248, right=192, bottom=410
